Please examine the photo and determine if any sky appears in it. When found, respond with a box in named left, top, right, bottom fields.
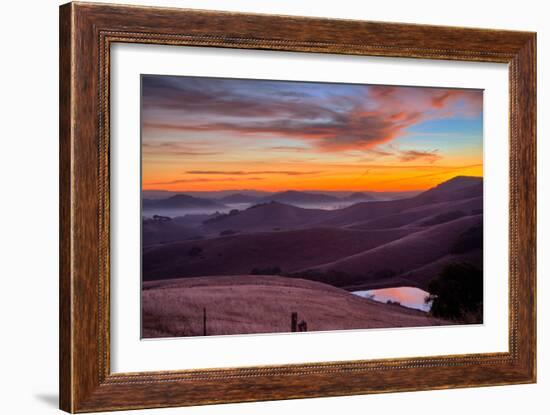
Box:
left=141, top=75, right=483, bottom=192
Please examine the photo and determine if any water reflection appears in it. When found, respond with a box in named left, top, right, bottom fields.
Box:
left=353, top=287, right=432, bottom=312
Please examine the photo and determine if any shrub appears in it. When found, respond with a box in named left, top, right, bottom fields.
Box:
left=427, top=263, right=483, bottom=323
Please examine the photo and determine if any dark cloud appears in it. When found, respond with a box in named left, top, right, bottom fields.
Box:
left=185, top=170, right=324, bottom=176
left=397, top=149, right=442, bottom=163
left=147, top=177, right=264, bottom=186
left=362, top=148, right=394, bottom=157
left=142, top=141, right=220, bottom=157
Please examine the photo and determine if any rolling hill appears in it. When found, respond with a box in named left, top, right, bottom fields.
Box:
left=346, top=196, right=482, bottom=230
left=142, top=194, right=227, bottom=210
left=142, top=217, right=201, bottom=246
left=297, top=214, right=483, bottom=290
left=259, top=190, right=341, bottom=205
left=141, top=176, right=484, bottom=291
left=201, top=201, right=331, bottom=233
left=142, top=275, right=450, bottom=337
left=142, top=226, right=419, bottom=281
left=218, top=193, right=260, bottom=204
left=413, top=176, right=482, bottom=204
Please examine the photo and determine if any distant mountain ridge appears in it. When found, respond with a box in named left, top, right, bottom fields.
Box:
left=199, top=176, right=483, bottom=232
left=218, top=193, right=260, bottom=204
left=432, top=176, right=482, bottom=191
left=202, top=201, right=329, bottom=233
left=142, top=175, right=484, bottom=292
left=142, top=189, right=271, bottom=200
left=142, top=189, right=423, bottom=207
left=259, top=190, right=341, bottom=205
left=143, top=194, right=226, bottom=209
left=414, top=176, right=482, bottom=204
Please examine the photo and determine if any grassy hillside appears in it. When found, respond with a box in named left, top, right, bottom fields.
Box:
left=142, top=226, right=418, bottom=281
left=298, top=215, right=482, bottom=290
left=201, top=201, right=331, bottom=234
left=142, top=176, right=484, bottom=294
left=142, top=275, right=450, bottom=337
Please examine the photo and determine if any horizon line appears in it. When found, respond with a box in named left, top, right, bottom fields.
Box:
left=142, top=175, right=483, bottom=194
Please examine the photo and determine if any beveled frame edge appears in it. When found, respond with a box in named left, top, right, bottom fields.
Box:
left=59, top=2, right=536, bottom=413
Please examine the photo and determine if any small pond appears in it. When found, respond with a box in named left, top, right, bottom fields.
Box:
left=353, top=287, right=432, bottom=312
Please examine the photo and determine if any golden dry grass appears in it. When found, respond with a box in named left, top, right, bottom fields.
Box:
left=142, top=275, right=449, bottom=338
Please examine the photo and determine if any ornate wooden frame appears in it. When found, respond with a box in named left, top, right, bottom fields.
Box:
left=59, top=2, right=536, bottom=412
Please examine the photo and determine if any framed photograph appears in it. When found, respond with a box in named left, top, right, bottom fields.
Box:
left=59, top=2, right=536, bottom=412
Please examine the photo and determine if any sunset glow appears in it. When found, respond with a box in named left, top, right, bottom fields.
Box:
left=141, top=75, right=483, bottom=192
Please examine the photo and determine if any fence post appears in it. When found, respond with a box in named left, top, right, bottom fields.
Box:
left=291, top=312, right=298, bottom=332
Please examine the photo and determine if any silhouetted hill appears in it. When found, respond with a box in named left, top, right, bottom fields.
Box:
left=298, top=214, right=482, bottom=290
left=143, top=194, right=227, bottom=209
left=413, top=176, right=482, bottom=204
left=142, top=217, right=201, bottom=246
left=347, top=196, right=482, bottom=230
left=142, top=176, right=484, bottom=290
left=142, top=226, right=418, bottom=280
left=317, top=176, right=483, bottom=227
left=196, top=176, right=483, bottom=232
left=201, top=201, right=330, bottom=233
left=218, top=193, right=260, bottom=204
left=260, top=190, right=340, bottom=205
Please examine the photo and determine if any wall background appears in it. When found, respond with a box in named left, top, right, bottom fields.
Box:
left=0, top=0, right=546, bottom=413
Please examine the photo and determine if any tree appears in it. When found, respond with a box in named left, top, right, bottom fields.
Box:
left=427, top=263, right=483, bottom=323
